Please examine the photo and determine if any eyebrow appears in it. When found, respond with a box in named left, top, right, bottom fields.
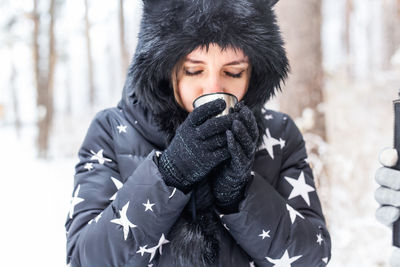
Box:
left=185, top=58, right=249, bottom=66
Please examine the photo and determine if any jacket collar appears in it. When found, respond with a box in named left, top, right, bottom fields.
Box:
left=118, top=86, right=169, bottom=150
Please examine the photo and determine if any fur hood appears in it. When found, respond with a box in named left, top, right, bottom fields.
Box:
left=120, top=0, right=289, bottom=146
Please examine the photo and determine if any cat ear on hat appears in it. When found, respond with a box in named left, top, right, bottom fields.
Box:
left=254, top=0, right=279, bottom=8
left=269, top=0, right=279, bottom=6
left=142, top=0, right=161, bottom=6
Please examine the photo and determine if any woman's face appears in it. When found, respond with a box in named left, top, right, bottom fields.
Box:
left=175, top=44, right=251, bottom=112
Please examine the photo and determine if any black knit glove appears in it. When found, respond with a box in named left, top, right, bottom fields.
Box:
left=212, top=103, right=259, bottom=213
left=159, top=99, right=234, bottom=193
left=185, top=179, right=215, bottom=216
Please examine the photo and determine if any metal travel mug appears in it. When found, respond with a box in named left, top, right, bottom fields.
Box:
left=192, top=92, right=238, bottom=116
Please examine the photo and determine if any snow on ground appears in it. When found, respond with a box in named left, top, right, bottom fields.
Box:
left=323, top=73, right=398, bottom=267
left=1, top=126, right=74, bottom=267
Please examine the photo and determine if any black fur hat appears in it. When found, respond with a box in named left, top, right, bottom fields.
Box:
left=123, top=0, right=289, bottom=143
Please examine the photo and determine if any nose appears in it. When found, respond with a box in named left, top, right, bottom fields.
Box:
left=203, top=73, right=224, bottom=94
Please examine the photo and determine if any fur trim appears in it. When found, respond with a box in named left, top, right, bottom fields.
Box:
left=168, top=212, right=220, bottom=267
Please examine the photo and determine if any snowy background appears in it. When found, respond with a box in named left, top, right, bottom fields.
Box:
left=1, top=0, right=400, bottom=266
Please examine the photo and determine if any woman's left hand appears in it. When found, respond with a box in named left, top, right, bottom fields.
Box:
left=212, top=103, right=259, bottom=213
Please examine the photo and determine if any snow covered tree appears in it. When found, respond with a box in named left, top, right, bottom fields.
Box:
left=275, top=0, right=326, bottom=140
left=32, top=0, right=57, bottom=158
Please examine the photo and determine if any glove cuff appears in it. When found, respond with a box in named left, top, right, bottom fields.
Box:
left=158, top=152, right=192, bottom=193
left=215, top=185, right=246, bottom=214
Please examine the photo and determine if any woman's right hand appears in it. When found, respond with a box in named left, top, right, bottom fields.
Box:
left=158, top=98, right=234, bottom=193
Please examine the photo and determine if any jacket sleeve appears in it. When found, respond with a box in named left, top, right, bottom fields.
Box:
left=218, top=115, right=331, bottom=266
left=65, top=110, right=191, bottom=267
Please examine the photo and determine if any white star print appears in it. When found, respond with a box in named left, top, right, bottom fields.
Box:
left=69, top=184, right=85, bottom=219
left=110, top=176, right=123, bottom=200
left=259, top=229, right=271, bottom=240
left=143, top=199, right=155, bottom=212
left=279, top=138, right=285, bottom=149
left=144, top=234, right=170, bottom=262
left=146, top=246, right=157, bottom=263
left=117, top=124, right=127, bottom=133
left=260, top=129, right=285, bottom=159
left=266, top=250, right=302, bottom=267
left=168, top=188, right=177, bottom=199
left=137, top=245, right=148, bottom=256
left=316, top=233, right=324, bottom=245
left=284, top=171, right=315, bottom=206
left=155, top=151, right=162, bottom=157
left=84, top=162, right=93, bottom=171
left=88, top=212, right=102, bottom=225
left=249, top=261, right=255, bottom=267
left=111, top=201, right=137, bottom=240
left=286, top=204, right=304, bottom=224
left=90, top=149, right=112, bottom=165
left=156, top=234, right=169, bottom=254
left=265, top=114, right=274, bottom=120
left=95, top=213, right=102, bottom=222
left=322, top=257, right=328, bottom=264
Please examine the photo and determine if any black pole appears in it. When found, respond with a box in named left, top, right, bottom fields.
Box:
left=392, top=89, right=400, bottom=247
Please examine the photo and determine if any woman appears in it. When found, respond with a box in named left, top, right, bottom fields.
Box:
left=65, top=0, right=331, bottom=266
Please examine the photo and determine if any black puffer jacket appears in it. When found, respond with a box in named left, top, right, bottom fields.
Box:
left=66, top=0, right=331, bottom=266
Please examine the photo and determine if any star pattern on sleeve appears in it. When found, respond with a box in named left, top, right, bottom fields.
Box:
left=316, top=233, right=324, bottom=245
left=136, top=234, right=170, bottom=262
left=143, top=199, right=155, bottom=212
left=284, top=171, right=315, bottom=206
left=88, top=212, right=102, bottom=225
left=322, top=257, right=328, bottom=264
left=117, top=124, right=127, bottom=134
left=110, top=176, right=123, bottom=201
left=266, top=249, right=302, bottom=267
left=168, top=188, right=177, bottom=199
left=259, top=229, right=271, bottom=240
left=249, top=261, right=255, bottom=267
left=90, top=149, right=112, bottom=165
left=265, top=114, right=274, bottom=120
left=286, top=204, right=304, bottom=224
left=69, top=184, right=85, bottom=219
left=111, top=201, right=137, bottom=240
left=260, top=129, right=285, bottom=159
left=84, top=162, right=93, bottom=171
left=137, top=245, right=148, bottom=256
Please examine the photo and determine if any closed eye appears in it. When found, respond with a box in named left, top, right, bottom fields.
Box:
left=225, top=70, right=244, bottom=78
left=184, top=69, right=245, bottom=78
left=184, top=70, right=203, bottom=76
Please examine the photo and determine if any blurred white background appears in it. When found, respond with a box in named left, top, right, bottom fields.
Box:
left=1, top=0, right=400, bottom=266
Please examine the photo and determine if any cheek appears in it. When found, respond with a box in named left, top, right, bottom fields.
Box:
left=177, top=80, right=202, bottom=112
left=225, top=79, right=249, bottom=101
